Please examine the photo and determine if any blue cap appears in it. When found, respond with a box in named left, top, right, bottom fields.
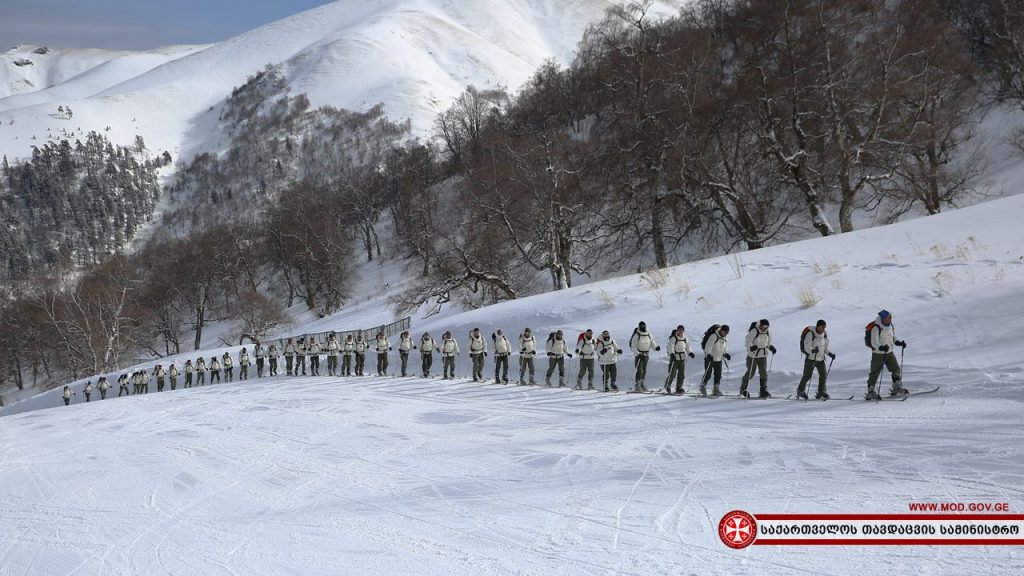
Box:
left=878, top=310, right=891, bottom=319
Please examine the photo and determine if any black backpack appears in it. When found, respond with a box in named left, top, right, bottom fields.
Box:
left=701, top=325, right=720, bottom=350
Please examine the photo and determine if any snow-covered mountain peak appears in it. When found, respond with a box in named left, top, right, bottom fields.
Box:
left=0, top=0, right=684, bottom=161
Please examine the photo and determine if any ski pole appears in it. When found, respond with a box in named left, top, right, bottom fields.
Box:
left=699, top=357, right=713, bottom=385
left=826, top=356, right=835, bottom=380
left=900, top=346, right=906, bottom=384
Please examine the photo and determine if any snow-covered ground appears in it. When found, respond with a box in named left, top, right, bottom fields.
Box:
left=2, top=184, right=1023, bottom=573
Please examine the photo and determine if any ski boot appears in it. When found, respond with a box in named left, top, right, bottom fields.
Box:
left=815, top=392, right=829, bottom=400
left=737, top=389, right=749, bottom=398
left=797, top=391, right=809, bottom=400
left=699, top=385, right=707, bottom=397
left=712, top=386, right=723, bottom=397
left=759, top=386, right=771, bottom=399
left=675, top=386, right=684, bottom=395
left=890, top=381, right=909, bottom=396
left=865, top=386, right=881, bottom=401
left=610, top=383, right=618, bottom=391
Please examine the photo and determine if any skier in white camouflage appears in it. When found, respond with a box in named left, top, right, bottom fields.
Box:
left=354, top=334, right=367, bottom=376
left=492, top=329, right=511, bottom=384
left=797, top=319, right=836, bottom=400
left=341, top=335, right=354, bottom=376
left=664, top=325, right=695, bottom=394
left=308, top=337, right=321, bottom=376
left=629, top=321, right=660, bottom=392
left=545, top=330, right=572, bottom=387
left=866, top=309, right=907, bottom=399
left=295, top=337, right=307, bottom=376
left=238, top=348, right=250, bottom=380
left=740, top=319, right=776, bottom=398
left=518, top=328, right=537, bottom=385
left=222, top=352, right=234, bottom=382
left=420, top=332, right=436, bottom=377
left=575, top=329, right=598, bottom=390
left=398, top=330, right=415, bottom=377
left=255, top=342, right=266, bottom=377
left=196, top=357, right=207, bottom=386
left=468, top=328, right=487, bottom=382
left=374, top=331, right=391, bottom=376
left=440, top=331, right=459, bottom=379
left=597, top=330, right=621, bottom=391
left=284, top=338, right=296, bottom=375
left=700, top=324, right=731, bottom=397
left=326, top=334, right=340, bottom=376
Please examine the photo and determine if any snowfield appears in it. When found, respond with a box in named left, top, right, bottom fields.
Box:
left=2, top=187, right=1023, bottom=574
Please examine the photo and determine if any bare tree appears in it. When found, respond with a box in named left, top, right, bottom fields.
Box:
left=434, top=85, right=510, bottom=169
left=230, top=290, right=291, bottom=344
left=388, top=143, right=441, bottom=277
left=265, top=182, right=353, bottom=314
left=887, top=1, right=984, bottom=215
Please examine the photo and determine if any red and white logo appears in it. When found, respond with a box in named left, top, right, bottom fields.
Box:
left=719, top=510, right=758, bottom=549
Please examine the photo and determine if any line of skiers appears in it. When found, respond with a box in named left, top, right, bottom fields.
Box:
left=292, top=313, right=904, bottom=400
left=60, top=310, right=908, bottom=406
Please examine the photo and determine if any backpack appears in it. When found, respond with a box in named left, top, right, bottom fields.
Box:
left=701, top=325, right=720, bottom=350
left=864, top=322, right=877, bottom=348
left=800, top=326, right=813, bottom=356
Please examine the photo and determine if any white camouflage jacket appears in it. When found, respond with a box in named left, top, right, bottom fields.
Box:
left=802, top=329, right=831, bottom=362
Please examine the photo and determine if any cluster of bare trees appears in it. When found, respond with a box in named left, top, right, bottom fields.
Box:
left=389, top=0, right=988, bottom=314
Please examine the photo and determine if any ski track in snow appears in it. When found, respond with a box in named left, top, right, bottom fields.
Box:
left=2, top=371, right=1023, bottom=575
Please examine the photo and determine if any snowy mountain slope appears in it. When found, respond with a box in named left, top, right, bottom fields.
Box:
left=0, top=44, right=206, bottom=108
left=0, top=0, right=684, bottom=162
left=1, top=174, right=1023, bottom=573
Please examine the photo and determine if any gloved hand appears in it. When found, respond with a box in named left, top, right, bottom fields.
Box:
left=521, top=348, right=526, bottom=353
left=575, top=349, right=580, bottom=354
left=413, top=346, right=417, bottom=350
left=895, top=340, right=906, bottom=348
left=548, top=353, right=554, bottom=357
left=567, top=353, right=573, bottom=358
left=769, top=345, right=777, bottom=354
left=617, top=349, right=623, bottom=354
left=749, top=346, right=758, bottom=352
left=724, top=353, right=732, bottom=361
left=389, top=347, right=393, bottom=351
left=879, top=345, right=890, bottom=352
left=688, top=352, right=695, bottom=359
left=812, top=347, right=820, bottom=354
left=655, top=346, right=661, bottom=351
left=828, top=352, right=836, bottom=360
left=484, top=352, right=488, bottom=357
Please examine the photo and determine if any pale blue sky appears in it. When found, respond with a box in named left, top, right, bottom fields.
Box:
left=1, top=1, right=335, bottom=50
